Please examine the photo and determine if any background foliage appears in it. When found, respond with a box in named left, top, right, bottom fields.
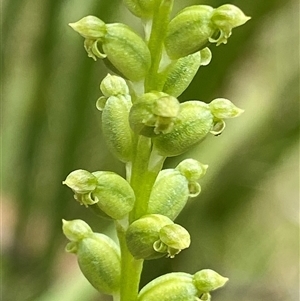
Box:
left=2, top=0, right=299, bottom=300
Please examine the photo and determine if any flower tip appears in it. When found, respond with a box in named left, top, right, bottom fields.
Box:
left=68, top=22, right=78, bottom=31
left=239, top=15, right=251, bottom=26
left=236, top=108, right=245, bottom=116
left=203, top=164, right=209, bottom=171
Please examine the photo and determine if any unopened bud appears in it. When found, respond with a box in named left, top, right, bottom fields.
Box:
left=62, top=219, right=93, bottom=241
left=100, top=74, right=129, bottom=97
left=193, top=269, right=229, bottom=293
left=69, top=16, right=106, bottom=39
left=62, top=219, right=121, bottom=295
left=210, top=4, right=251, bottom=45
left=209, top=98, right=244, bottom=119
left=175, top=158, right=208, bottom=182
left=63, top=169, right=97, bottom=194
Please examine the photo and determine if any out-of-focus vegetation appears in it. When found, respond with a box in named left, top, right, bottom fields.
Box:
left=2, top=0, right=299, bottom=300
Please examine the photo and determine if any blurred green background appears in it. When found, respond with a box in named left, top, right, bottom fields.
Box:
left=2, top=0, right=299, bottom=300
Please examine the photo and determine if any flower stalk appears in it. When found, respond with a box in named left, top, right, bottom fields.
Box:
left=62, top=1, right=249, bottom=301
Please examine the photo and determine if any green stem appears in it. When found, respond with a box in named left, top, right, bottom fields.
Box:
left=116, top=2, right=172, bottom=300
left=116, top=222, right=144, bottom=301
left=129, top=136, right=165, bottom=222
left=145, top=0, right=174, bottom=91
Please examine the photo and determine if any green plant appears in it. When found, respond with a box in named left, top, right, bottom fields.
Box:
left=62, top=1, right=250, bottom=300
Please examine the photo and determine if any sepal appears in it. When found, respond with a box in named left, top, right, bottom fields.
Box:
left=175, top=158, right=208, bottom=182
left=193, top=269, right=229, bottom=293
left=63, top=170, right=98, bottom=194
left=69, top=16, right=106, bottom=39
left=62, top=219, right=93, bottom=241
left=100, top=73, right=130, bottom=97
left=210, top=4, right=251, bottom=45
left=209, top=98, right=244, bottom=119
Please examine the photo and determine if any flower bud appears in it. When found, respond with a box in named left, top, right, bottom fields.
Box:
left=63, top=169, right=98, bottom=194
left=164, top=4, right=250, bottom=59
left=126, top=214, right=172, bottom=260
left=92, top=171, right=135, bottom=220
left=175, top=158, right=208, bottom=182
left=138, top=272, right=198, bottom=301
left=126, top=214, right=189, bottom=260
left=147, top=159, right=207, bottom=219
left=210, top=5, right=251, bottom=45
left=209, top=98, right=244, bottom=119
left=123, top=0, right=157, bottom=18
left=103, top=23, right=151, bottom=81
left=193, top=269, right=229, bottom=293
left=153, top=101, right=214, bottom=157
left=164, top=5, right=215, bottom=59
left=62, top=219, right=93, bottom=241
left=100, top=95, right=134, bottom=163
left=176, top=158, right=208, bottom=197
left=69, top=16, right=106, bottom=39
left=69, top=17, right=151, bottom=81
left=129, top=92, right=180, bottom=136
left=100, top=74, right=129, bottom=97
left=63, top=219, right=121, bottom=295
